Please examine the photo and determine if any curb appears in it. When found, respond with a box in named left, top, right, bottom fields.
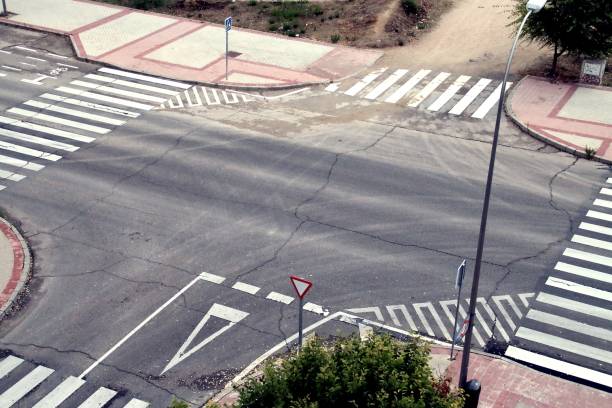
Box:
left=505, top=75, right=612, bottom=166
left=0, top=13, right=381, bottom=92
left=0, top=217, right=31, bottom=319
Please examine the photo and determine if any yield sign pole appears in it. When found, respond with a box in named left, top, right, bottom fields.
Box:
left=290, top=275, right=312, bottom=349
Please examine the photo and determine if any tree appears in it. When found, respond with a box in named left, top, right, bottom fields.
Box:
left=231, top=335, right=464, bottom=408
left=511, top=0, right=612, bottom=76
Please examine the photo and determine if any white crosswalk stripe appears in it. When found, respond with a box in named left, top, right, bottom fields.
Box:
left=0, top=355, right=151, bottom=407
left=0, top=365, right=54, bottom=407
left=327, top=67, right=510, bottom=119
left=0, top=67, right=180, bottom=193
left=346, top=293, right=530, bottom=347
left=508, top=180, right=612, bottom=382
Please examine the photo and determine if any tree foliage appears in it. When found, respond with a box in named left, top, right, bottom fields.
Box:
left=234, top=335, right=464, bottom=408
left=511, top=0, right=612, bottom=75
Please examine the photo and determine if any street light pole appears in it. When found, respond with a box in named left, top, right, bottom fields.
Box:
left=458, top=0, right=547, bottom=388
left=1, top=1, right=7, bottom=17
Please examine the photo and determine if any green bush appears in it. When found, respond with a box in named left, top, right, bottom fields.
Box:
left=247, top=0, right=258, bottom=6
left=235, top=335, right=464, bottom=408
left=401, top=0, right=419, bottom=15
left=330, top=33, right=341, bottom=43
left=168, top=398, right=188, bottom=408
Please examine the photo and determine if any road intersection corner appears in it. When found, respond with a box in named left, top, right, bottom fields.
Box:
left=0, top=217, right=31, bottom=318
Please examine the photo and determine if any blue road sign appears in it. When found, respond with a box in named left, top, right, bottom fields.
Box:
left=225, top=16, right=232, bottom=32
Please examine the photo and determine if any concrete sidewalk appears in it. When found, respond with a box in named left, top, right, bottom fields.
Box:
left=507, top=76, right=612, bottom=164
left=0, top=0, right=382, bottom=89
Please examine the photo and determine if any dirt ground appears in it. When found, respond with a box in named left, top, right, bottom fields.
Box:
left=95, top=0, right=450, bottom=48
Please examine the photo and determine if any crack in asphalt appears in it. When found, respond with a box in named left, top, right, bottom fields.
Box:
left=484, top=157, right=580, bottom=304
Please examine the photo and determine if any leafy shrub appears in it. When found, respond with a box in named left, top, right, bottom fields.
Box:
left=330, top=33, right=341, bottom=43
left=129, top=0, right=166, bottom=10
left=168, top=399, right=188, bottom=408
left=585, top=145, right=597, bottom=159
left=402, top=0, right=419, bottom=15
left=247, top=0, right=257, bottom=6
left=235, top=335, right=464, bottom=408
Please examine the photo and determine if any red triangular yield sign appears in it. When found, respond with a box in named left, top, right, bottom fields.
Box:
left=289, top=275, right=312, bottom=299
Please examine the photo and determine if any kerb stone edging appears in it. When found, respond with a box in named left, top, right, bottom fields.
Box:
left=505, top=75, right=612, bottom=166
left=0, top=217, right=32, bottom=319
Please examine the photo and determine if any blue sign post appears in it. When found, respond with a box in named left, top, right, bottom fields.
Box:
left=224, top=16, right=232, bottom=81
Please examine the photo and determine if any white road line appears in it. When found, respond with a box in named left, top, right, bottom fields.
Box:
left=593, top=198, right=612, bottom=209
left=70, top=80, right=167, bottom=103
left=7, top=108, right=111, bottom=134
left=492, top=296, right=516, bottom=330
left=555, top=261, right=612, bottom=284
left=608, top=178, right=612, bottom=184
left=222, top=91, right=239, bottom=104
left=0, top=115, right=95, bottom=143
left=200, top=271, right=225, bottom=284
left=184, top=88, right=203, bottom=107
left=455, top=301, right=485, bottom=346
left=407, top=72, right=451, bottom=107
left=304, top=302, right=328, bottom=316
left=477, top=297, right=509, bottom=341
left=20, top=62, right=37, bottom=67
left=505, top=346, right=612, bottom=389
left=385, top=69, right=430, bottom=104
left=98, top=67, right=190, bottom=89
left=15, top=46, right=38, bottom=53
left=167, top=95, right=184, bottom=109
left=471, top=82, right=512, bottom=119
left=467, top=298, right=492, bottom=338
left=515, top=327, right=612, bottom=365
left=346, top=307, right=384, bottom=321
left=413, top=302, right=452, bottom=340
left=448, top=78, right=492, bottom=115
left=39, top=93, right=140, bottom=118
left=56, top=63, right=78, bottom=69
left=55, top=87, right=154, bottom=110
left=47, top=53, right=69, bottom=60
left=600, top=187, right=612, bottom=196
left=123, top=398, right=149, bottom=408
left=0, top=72, right=6, bottom=77
left=518, top=293, right=534, bottom=308
left=0, top=365, right=54, bottom=407
left=0, top=185, right=5, bottom=191
left=2, top=65, right=21, bottom=72
left=325, top=83, right=340, bottom=92
left=536, top=292, right=612, bottom=320
left=0, top=127, right=79, bottom=152
left=76, top=387, right=117, bottom=408
left=571, top=234, right=612, bottom=251
left=202, top=88, right=220, bottom=105
left=26, top=56, right=47, bottom=62
left=266, top=291, right=294, bottom=304
left=0, top=169, right=26, bottom=182
left=0, top=140, right=61, bottom=161
left=0, top=356, right=23, bottom=379
left=365, top=69, right=409, bottom=100
left=586, top=210, right=612, bottom=223
left=32, top=376, right=85, bottom=408
left=386, top=304, right=418, bottom=331
left=79, top=272, right=209, bottom=378
left=563, top=247, right=612, bottom=267
left=23, top=100, right=126, bottom=126
left=0, top=50, right=11, bottom=55
left=526, top=309, right=612, bottom=342
left=579, top=221, right=612, bottom=237
left=344, top=68, right=387, bottom=97
left=427, top=75, right=471, bottom=112
left=84, top=74, right=179, bottom=96
left=232, top=281, right=260, bottom=295
left=546, top=276, right=612, bottom=302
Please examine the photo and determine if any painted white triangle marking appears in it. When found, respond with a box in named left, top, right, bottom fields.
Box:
left=161, top=303, right=248, bottom=374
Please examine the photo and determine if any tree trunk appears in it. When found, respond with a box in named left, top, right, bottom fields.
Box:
left=550, top=40, right=559, bottom=77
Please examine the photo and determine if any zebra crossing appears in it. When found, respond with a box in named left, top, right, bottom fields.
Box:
left=157, top=86, right=256, bottom=110
left=345, top=292, right=534, bottom=348
left=506, top=178, right=612, bottom=387
left=0, top=354, right=150, bottom=407
left=0, top=67, right=190, bottom=192
left=325, top=67, right=511, bottom=119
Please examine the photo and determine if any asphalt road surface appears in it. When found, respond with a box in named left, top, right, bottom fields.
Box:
left=0, top=25, right=608, bottom=407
